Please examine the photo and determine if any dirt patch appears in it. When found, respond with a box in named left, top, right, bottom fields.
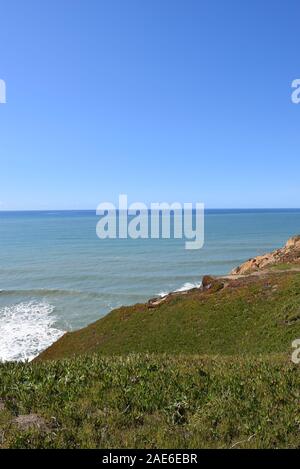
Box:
left=13, top=414, right=50, bottom=432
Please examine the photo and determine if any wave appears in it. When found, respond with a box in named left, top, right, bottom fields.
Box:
left=0, top=301, right=65, bottom=362
left=158, top=281, right=201, bottom=298
left=0, top=288, right=155, bottom=301
left=0, top=288, right=105, bottom=298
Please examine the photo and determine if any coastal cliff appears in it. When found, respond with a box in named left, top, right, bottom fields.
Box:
left=37, top=235, right=300, bottom=361
left=1, top=236, right=300, bottom=449
left=230, top=235, right=300, bottom=275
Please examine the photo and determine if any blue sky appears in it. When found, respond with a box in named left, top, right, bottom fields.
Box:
left=0, top=0, right=299, bottom=209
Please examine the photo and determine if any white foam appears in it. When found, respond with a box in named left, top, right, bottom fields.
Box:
left=0, top=301, right=65, bottom=362
left=174, top=281, right=201, bottom=292
left=158, top=291, right=169, bottom=298
left=158, top=281, right=201, bottom=298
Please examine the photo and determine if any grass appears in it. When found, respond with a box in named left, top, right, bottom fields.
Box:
left=1, top=269, right=300, bottom=448
left=38, top=271, right=300, bottom=360
left=0, top=354, right=300, bottom=449
left=271, top=263, right=295, bottom=271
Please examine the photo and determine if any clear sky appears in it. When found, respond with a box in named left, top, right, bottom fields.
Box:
left=0, top=0, right=299, bottom=210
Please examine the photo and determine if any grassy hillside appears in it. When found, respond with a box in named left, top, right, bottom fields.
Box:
left=1, top=268, right=300, bottom=448
left=38, top=270, right=300, bottom=360
left=0, top=354, right=299, bottom=449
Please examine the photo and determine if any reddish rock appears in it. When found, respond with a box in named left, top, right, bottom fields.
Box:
left=230, top=235, right=300, bottom=275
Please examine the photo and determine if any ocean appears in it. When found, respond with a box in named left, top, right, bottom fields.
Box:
left=0, top=209, right=300, bottom=361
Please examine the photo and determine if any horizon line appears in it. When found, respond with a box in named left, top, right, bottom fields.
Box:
left=1, top=207, right=300, bottom=212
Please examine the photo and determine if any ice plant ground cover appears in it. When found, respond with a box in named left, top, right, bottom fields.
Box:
left=1, top=267, right=300, bottom=449
left=0, top=354, right=299, bottom=449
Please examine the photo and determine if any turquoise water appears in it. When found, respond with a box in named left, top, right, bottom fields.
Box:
left=0, top=209, right=300, bottom=361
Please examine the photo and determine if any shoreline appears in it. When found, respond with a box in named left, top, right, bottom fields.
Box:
left=2, top=235, right=300, bottom=363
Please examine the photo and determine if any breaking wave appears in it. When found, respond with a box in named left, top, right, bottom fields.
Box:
left=158, top=281, right=201, bottom=298
left=0, top=301, right=65, bottom=362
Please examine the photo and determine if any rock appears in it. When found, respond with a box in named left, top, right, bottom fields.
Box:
left=147, top=296, right=168, bottom=308
left=202, top=275, right=224, bottom=292
left=202, top=275, right=215, bottom=288
left=230, top=235, right=300, bottom=275
left=286, top=235, right=300, bottom=250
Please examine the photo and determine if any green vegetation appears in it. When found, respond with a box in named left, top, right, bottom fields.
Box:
left=0, top=354, right=299, bottom=448
left=271, top=263, right=295, bottom=271
left=1, top=270, right=300, bottom=448
left=38, top=271, right=300, bottom=360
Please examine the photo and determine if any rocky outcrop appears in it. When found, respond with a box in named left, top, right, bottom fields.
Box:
left=202, top=275, right=224, bottom=292
left=230, top=235, right=300, bottom=275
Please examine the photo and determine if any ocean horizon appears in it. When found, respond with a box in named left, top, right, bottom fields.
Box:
left=1, top=208, right=300, bottom=362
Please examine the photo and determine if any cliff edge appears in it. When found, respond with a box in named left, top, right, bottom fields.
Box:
left=230, top=235, right=300, bottom=275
